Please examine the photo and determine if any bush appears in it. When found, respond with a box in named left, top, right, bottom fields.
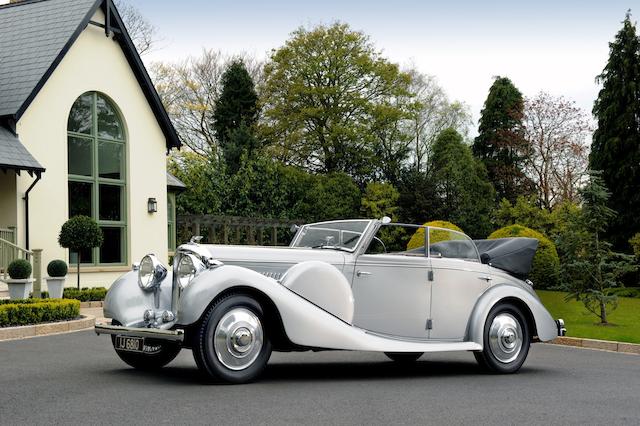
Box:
left=63, top=287, right=107, bottom=302
left=605, top=287, right=640, bottom=298
left=488, top=224, right=560, bottom=289
left=7, top=259, right=32, bottom=280
left=630, top=233, right=640, bottom=258
left=47, top=259, right=68, bottom=277
left=0, top=299, right=80, bottom=327
left=407, top=220, right=463, bottom=250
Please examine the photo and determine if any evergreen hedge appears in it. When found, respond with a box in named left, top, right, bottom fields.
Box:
left=407, top=220, right=464, bottom=250
left=488, top=224, right=560, bottom=289
left=0, top=299, right=80, bottom=327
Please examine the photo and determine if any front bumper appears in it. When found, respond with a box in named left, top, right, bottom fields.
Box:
left=556, top=319, right=567, bottom=337
left=94, top=323, right=185, bottom=343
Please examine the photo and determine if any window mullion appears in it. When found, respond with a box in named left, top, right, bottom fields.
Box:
left=93, top=92, right=99, bottom=266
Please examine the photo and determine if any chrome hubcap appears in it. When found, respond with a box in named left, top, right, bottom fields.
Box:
left=488, top=313, right=523, bottom=363
left=214, top=308, right=263, bottom=370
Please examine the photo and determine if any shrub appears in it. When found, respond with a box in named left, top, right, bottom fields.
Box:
left=47, top=259, right=68, bottom=277
left=488, top=224, right=560, bottom=289
left=407, top=220, right=464, bottom=250
left=58, top=215, right=103, bottom=289
left=0, top=299, right=80, bottom=327
left=605, top=287, right=640, bottom=298
left=7, top=259, right=32, bottom=280
left=630, top=233, right=640, bottom=258
left=63, top=287, right=107, bottom=302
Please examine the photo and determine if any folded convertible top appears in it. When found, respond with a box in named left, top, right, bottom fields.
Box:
left=474, top=238, right=539, bottom=279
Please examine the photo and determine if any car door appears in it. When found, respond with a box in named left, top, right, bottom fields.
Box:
left=427, top=228, right=491, bottom=341
left=351, top=224, right=431, bottom=339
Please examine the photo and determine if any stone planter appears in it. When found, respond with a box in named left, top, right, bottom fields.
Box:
left=46, top=277, right=66, bottom=299
left=4, top=279, right=34, bottom=300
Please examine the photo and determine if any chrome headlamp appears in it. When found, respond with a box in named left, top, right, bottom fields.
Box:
left=176, top=253, right=206, bottom=289
left=138, top=254, right=167, bottom=291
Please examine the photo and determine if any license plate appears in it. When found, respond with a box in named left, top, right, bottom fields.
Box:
left=115, top=336, right=144, bottom=353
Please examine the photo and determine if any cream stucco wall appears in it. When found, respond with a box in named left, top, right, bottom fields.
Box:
left=15, top=10, right=169, bottom=288
left=0, top=171, right=17, bottom=231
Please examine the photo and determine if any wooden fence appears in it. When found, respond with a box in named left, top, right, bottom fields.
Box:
left=177, top=215, right=300, bottom=246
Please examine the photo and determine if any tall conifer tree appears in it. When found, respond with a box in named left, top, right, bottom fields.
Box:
left=213, top=60, right=260, bottom=173
left=473, top=76, right=533, bottom=204
left=590, top=12, right=640, bottom=249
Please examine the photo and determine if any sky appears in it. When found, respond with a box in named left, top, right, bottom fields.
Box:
left=132, top=0, right=636, bottom=130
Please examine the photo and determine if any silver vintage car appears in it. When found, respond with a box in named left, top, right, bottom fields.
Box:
left=95, top=218, right=565, bottom=383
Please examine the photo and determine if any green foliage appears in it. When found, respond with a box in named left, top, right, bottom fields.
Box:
left=590, top=12, right=640, bottom=249
left=407, top=220, right=463, bottom=250
left=538, top=290, right=640, bottom=343
left=492, top=196, right=581, bottom=238
left=63, top=287, right=107, bottom=302
left=261, top=22, right=414, bottom=183
left=0, top=299, right=80, bottom=327
left=556, top=172, right=637, bottom=324
left=473, top=76, right=533, bottom=203
left=430, top=128, right=495, bottom=238
left=630, top=233, right=640, bottom=258
left=489, top=224, right=560, bottom=289
left=213, top=60, right=260, bottom=173
left=58, top=215, right=103, bottom=289
left=58, top=216, right=103, bottom=252
left=169, top=152, right=361, bottom=223
left=47, top=260, right=68, bottom=278
left=361, top=182, right=400, bottom=220
left=7, top=259, right=31, bottom=280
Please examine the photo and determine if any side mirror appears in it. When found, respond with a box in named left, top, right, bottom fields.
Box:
left=290, top=224, right=300, bottom=233
left=381, top=216, right=392, bottom=224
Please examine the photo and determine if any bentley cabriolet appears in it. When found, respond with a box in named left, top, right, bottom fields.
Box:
left=95, top=218, right=565, bottom=383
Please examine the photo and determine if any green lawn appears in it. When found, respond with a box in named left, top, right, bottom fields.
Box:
left=537, top=290, right=640, bottom=344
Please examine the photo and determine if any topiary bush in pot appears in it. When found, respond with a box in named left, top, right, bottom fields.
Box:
left=8, top=259, right=32, bottom=280
left=488, top=224, right=560, bottom=289
left=46, top=259, right=68, bottom=299
left=5, top=259, right=33, bottom=300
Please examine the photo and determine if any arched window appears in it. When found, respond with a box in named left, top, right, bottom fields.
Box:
left=67, top=92, right=126, bottom=265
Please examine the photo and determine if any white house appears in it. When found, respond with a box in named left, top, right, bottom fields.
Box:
left=0, top=0, right=184, bottom=289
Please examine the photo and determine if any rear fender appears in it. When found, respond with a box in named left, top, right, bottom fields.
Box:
left=466, top=284, right=558, bottom=345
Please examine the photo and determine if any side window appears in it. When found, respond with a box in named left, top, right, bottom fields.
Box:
left=365, top=225, right=427, bottom=256
left=428, top=228, right=479, bottom=262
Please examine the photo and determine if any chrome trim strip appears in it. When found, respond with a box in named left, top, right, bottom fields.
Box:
left=94, top=323, right=185, bottom=342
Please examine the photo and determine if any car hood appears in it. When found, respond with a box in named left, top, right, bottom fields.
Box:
left=194, top=244, right=348, bottom=278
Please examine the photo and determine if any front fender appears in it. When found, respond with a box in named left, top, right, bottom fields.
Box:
left=466, top=284, right=558, bottom=344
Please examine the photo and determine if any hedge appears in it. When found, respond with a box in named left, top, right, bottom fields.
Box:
left=488, top=224, right=560, bottom=289
left=0, top=299, right=80, bottom=327
left=31, top=287, right=108, bottom=302
left=407, top=220, right=464, bottom=250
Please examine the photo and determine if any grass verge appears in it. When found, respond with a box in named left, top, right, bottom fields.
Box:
left=537, top=290, right=640, bottom=344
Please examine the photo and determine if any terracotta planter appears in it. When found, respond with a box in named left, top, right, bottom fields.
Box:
left=4, top=279, right=34, bottom=300
left=46, top=277, right=66, bottom=298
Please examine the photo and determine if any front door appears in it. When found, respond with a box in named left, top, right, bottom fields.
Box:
left=427, top=228, right=491, bottom=340
left=351, top=224, right=431, bottom=339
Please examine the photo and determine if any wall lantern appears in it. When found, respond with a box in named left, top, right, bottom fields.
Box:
left=147, top=197, right=158, bottom=213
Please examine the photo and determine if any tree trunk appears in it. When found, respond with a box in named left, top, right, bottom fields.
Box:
left=600, top=299, right=608, bottom=325
left=77, top=252, right=81, bottom=290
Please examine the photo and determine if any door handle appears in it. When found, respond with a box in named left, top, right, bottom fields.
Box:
left=356, top=270, right=372, bottom=277
left=478, top=276, right=492, bottom=281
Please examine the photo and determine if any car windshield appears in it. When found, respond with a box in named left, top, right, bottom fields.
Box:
left=291, top=220, right=371, bottom=251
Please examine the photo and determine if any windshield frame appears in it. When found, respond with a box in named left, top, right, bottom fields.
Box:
left=289, top=219, right=375, bottom=253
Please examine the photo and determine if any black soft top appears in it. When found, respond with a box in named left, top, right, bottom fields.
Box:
left=474, top=238, right=539, bottom=279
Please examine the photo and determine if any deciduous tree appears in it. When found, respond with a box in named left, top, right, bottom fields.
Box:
left=260, top=23, right=413, bottom=183
left=523, top=92, right=591, bottom=210
left=115, top=0, right=157, bottom=55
